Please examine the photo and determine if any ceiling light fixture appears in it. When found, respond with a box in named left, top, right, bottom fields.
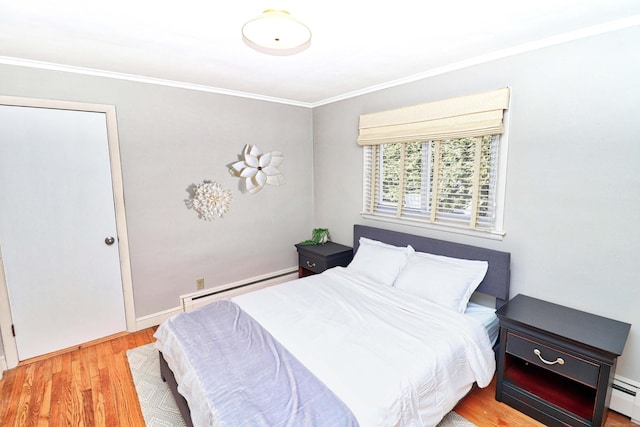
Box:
left=242, top=9, right=311, bottom=55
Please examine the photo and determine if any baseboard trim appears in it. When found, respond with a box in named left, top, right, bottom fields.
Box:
left=0, top=355, right=6, bottom=379
left=135, top=268, right=299, bottom=331
left=135, top=306, right=183, bottom=331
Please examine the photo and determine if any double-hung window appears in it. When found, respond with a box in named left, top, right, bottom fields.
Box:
left=359, top=88, right=510, bottom=237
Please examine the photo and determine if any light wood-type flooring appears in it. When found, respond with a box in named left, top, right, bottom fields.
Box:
left=0, top=327, right=635, bottom=426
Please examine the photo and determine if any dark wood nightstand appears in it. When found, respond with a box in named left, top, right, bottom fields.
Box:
left=294, top=242, right=353, bottom=278
left=495, top=294, right=631, bottom=427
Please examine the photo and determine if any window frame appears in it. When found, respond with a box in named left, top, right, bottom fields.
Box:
left=361, top=126, right=509, bottom=240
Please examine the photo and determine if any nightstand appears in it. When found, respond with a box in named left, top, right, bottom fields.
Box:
left=495, top=294, right=630, bottom=427
left=294, top=242, right=353, bottom=278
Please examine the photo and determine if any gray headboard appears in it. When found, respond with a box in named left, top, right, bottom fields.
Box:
left=353, top=225, right=511, bottom=308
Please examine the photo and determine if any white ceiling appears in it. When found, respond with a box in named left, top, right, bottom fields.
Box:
left=1, top=1, right=640, bottom=107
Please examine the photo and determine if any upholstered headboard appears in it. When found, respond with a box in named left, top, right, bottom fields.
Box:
left=353, top=225, right=511, bottom=308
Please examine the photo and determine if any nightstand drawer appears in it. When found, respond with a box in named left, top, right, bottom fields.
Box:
left=506, top=332, right=600, bottom=387
left=298, top=253, right=326, bottom=274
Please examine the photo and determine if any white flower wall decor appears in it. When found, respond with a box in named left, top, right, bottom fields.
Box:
left=229, top=144, right=285, bottom=194
left=187, top=181, right=233, bottom=221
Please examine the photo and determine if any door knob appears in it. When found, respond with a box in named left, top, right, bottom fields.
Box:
left=105, top=236, right=115, bottom=246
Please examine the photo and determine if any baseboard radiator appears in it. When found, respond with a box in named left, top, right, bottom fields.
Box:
left=610, top=375, right=640, bottom=424
left=180, top=268, right=298, bottom=312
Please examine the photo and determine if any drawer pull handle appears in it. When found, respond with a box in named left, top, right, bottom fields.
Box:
left=306, top=261, right=317, bottom=268
left=534, top=348, right=564, bottom=365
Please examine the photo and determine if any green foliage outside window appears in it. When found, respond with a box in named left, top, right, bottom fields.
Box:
left=377, top=135, right=495, bottom=219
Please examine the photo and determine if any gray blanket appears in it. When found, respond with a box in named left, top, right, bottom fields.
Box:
left=161, top=300, right=359, bottom=427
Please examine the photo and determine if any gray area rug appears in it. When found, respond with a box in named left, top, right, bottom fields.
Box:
left=437, top=411, right=477, bottom=427
left=127, top=343, right=476, bottom=427
left=127, top=343, right=187, bottom=427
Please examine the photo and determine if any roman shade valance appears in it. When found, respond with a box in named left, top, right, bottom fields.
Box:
left=357, top=87, right=510, bottom=146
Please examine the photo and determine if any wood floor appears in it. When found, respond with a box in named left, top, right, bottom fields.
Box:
left=0, top=327, right=155, bottom=426
left=0, top=327, right=635, bottom=426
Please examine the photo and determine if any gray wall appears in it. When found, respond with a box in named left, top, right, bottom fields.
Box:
left=0, top=25, right=638, bottom=384
left=0, top=65, right=314, bottom=317
left=313, top=26, right=640, bottom=381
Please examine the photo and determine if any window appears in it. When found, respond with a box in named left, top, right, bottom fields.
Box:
left=358, top=88, right=510, bottom=236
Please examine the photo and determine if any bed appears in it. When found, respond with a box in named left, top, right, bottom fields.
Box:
left=155, top=224, right=511, bottom=427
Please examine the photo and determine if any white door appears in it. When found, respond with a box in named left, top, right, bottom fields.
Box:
left=0, top=104, right=127, bottom=360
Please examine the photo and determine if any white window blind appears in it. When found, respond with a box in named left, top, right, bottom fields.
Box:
left=360, top=88, right=510, bottom=234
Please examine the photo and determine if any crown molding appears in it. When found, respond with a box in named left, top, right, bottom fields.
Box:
left=310, top=15, right=640, bottom=107
left=0, top=56, right=313, bottom=108
left=2, top=15, right=639, bottom=109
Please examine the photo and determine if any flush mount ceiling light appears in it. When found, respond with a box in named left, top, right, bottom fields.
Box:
left=242, top=9, right=311, bottom=55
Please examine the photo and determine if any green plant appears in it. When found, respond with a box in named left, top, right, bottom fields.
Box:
left=298, top=228, right=331, bottom=245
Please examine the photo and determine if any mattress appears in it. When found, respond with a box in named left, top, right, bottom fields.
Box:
left=464, top=302, right=499, bottom=346
left=155, top=267, right=496, bottom=427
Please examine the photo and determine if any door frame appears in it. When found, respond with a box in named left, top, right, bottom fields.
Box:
left=0, top=96, right=135, bottom=369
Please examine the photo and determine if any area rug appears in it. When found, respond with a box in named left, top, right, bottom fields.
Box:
left=127, top=343, right=187, bottom=427
left=127, top=343, right=476, bottom=427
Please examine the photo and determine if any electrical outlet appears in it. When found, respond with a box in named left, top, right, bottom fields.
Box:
left=196, top=277, right=205, bottom=290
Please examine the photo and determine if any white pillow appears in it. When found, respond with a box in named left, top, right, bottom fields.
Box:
left=347, top=237, right=410, bottom=286
left=394, top=249, right=488, bottom=313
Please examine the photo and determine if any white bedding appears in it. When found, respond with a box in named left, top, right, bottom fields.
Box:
left=156, top=267, right=496, bottom=427
left=237, top=267, right=494, bottom=426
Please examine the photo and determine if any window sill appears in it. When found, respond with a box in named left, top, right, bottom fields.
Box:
left=360, top=213, right=505, bottom=241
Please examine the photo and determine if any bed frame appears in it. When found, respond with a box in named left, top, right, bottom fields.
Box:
left=160, top=224, right=511, bottom=426
left=159, top=350, right=194, bottom=427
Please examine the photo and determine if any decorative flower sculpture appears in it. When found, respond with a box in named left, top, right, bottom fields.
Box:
left=229, top=144, right=284, bottom=194
left=188, top=181, right=233, bottom=221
